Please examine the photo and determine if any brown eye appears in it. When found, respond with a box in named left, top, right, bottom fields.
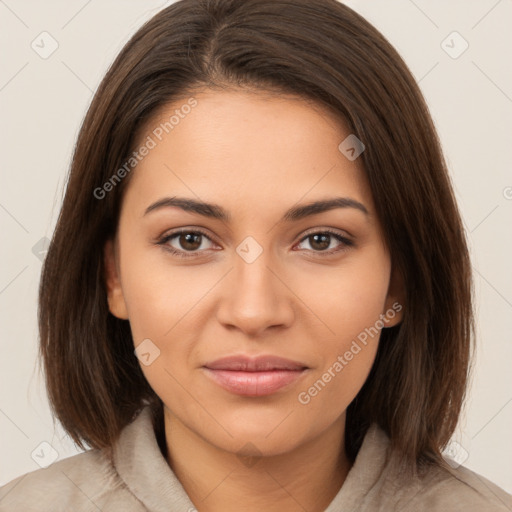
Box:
left=308, top=233, right=331, bottom=251
left=297, top=231, right=352, bottom=253
left=178, top=232, right=203, bottom=251
left=157, top=229, right=216, bottom=258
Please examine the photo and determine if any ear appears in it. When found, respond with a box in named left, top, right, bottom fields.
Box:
left=382, top=263, right=405, bottom=327
left=103, top=238, right=129, bottom=320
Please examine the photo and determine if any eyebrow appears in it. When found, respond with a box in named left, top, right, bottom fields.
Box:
left=143, top=196, right=369, bottom=222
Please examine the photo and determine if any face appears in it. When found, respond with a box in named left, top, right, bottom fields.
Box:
left=104, top=88, right=403, bottom=457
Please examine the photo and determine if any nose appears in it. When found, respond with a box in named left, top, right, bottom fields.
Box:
left=215, top=247, right=295, bottom=337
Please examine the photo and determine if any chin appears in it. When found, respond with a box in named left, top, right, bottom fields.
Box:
left=202, top=413, right=311, bottom=457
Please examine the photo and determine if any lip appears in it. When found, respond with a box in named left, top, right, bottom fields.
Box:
left=204, top=355, right=308, bottom=372
left=202, top=355, right=309, bottom=397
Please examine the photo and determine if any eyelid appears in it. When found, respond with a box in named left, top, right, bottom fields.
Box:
left=157, top=227, right=218, bottom=248
left=299, top=226, right=353, bottom=240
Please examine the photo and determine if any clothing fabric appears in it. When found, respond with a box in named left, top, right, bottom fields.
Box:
left=1, top=406, right=511, bottom=511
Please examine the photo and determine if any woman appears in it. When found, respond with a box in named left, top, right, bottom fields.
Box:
left=1, top=0, right=510, bottom=510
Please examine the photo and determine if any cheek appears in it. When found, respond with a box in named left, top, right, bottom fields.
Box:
left=293, top=339, right=378, bottom=444
left=299, top=245, right=391, bottom=343
left=118, top=244, right=220, bottom=398
left=119, top=242, right=216, bottom=342
left=292, top=248, right=390, bottom=405
left=294, top=282, right=386, bottom=428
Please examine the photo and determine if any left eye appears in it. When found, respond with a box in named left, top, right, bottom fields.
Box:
left=295, top=231, right=352, bottom=253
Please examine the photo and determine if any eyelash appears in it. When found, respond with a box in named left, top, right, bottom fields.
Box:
left=156, top=228, right=354, bottom=259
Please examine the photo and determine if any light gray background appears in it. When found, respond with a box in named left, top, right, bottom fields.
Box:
left=1, top=0, right=511, bottom=495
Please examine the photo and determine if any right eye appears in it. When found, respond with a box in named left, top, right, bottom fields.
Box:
left=157, top=229, right=217, bottom=258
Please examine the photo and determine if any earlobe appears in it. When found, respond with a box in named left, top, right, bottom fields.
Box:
left=383, top=264, right=405, bottom=327
left=103, top=238, right=129, bottom=320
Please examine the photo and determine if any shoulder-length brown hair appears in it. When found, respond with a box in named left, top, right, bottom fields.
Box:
left=39, top=0, right=473, bottom=470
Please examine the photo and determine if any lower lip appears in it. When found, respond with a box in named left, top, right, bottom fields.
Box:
left=202, top=368, right=307, bottom=396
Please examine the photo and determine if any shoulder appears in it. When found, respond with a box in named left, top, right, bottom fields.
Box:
left=0, top=448, right=144, bottom=512
left=358, top=424, right=512, bottom=511
left=391, top=459, right=512, bottom=511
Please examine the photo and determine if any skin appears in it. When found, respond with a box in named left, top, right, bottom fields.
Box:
left=104, top=88, right=404, bottom=512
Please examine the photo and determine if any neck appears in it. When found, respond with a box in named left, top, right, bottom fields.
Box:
left=163, top=408, right=351, bottom=512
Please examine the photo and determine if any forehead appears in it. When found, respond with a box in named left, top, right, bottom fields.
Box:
left=121, top=89, right=373, bottom=220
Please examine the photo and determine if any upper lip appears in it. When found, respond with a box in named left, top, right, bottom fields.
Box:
left=203, top=355, right=308, bottom=372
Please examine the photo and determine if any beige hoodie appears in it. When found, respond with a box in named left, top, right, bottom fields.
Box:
left=1, top=406, right=511, bottom=511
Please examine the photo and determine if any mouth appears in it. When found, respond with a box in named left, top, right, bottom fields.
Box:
left=202, top=355, right=310, bottom=397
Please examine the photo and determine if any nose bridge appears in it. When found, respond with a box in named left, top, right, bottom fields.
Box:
left=235, top=248, right=276, bottom=299
left=216, top=236, right=294, bottom=334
